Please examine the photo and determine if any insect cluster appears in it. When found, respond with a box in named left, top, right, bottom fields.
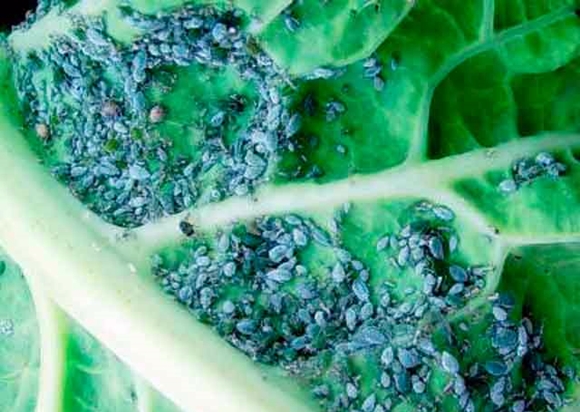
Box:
left=13, top=4, right=301, bottom=227
left=499, top=152, right=567, bottom=194
left=153, top=202, right=575, bottom=412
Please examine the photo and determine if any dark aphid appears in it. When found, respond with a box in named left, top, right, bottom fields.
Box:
left=179, top=220, right=195, bottom=237
left=227, top=93, right=247, bottom=113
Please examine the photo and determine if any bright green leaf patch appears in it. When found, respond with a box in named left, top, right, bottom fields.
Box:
left=0, top=252, right=39, bottom=412
left=63, top=319, right=182, bottom=412
left=493, top=0, right=578, bottom=31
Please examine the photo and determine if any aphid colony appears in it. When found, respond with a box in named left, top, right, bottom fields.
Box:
left=13, top=5, right=300, bottom=227
left=153, top=202, right=574, bottom=412
left=499, top=152, right=567, bottom=194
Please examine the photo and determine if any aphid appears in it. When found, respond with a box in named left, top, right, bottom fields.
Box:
left=129, top=165, right=151, bottom=180
left=236, top=319, right=257, bottom=335
left=86, top=28, right=109, bottom=47
left=453, top=376, right=466, bottom=395
left=266, top=268, right=292, bottom=283
left=223, top=261, right=236, bottom=277
left=352, top=277, right=370, bottom=301
left=490, top=378, right=506, bottom=407
left=511, top=400, right=525, bottom=412
left=432, top=205, right=455, bottom=221
left=325, top=100, right=346, bottom=122
left=492, top=306, right=508, bottom=322
left=268, top=244, right=291, bottom=263
left=332, top=262, right=346, bottom=283
left=354, top=326, right=386, bottom=347
left=311, top=227, right=332, bottom=246
left=381, top=346, right=394, bottom=367
left=393, top=371, right=411, bottom=393
left=361, top=394, right=376, bottom=412
left=179, top=221, right=195, bottom=237
left=448, top=234, right=459, bottom=253
left=499, top=178, right=518, bottom=193
left=373, top=76, right=385, bottom=91
left=222, top=300, right=236, bottom=314
left=484, top=360, right=508, bottom=376
left=346, top=382, right=358, bottom=399
left=345, top=307, right=357, bottom=331
left=412, top=377, right=426, bottom=394
left=492, top=328, right=518, bottom=350
left=359, top=302, right=374, bottom=320
left=380, top=371, right=391, bottom=388
left=397, top=246, right=410, bottom=266
left=449, top=265, right=468, bottom=283
left=428, top=236, right=445, bottom=260
left=376, top=235, right=391, bottom=252
left=448, top=283, right=464, bottom=295
left=178, top=285, right=193, bottom=302
left=210, top=110, right=226, bottom=127
left=397, top=348, right=421, bottom=369
left=441, top=351, right=460, bottom=375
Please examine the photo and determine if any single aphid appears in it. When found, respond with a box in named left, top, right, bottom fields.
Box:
left=179, top=220, right=195, bottom=237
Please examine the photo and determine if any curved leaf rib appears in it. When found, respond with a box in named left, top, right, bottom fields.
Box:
left=134, top=132, right=580, bottom=250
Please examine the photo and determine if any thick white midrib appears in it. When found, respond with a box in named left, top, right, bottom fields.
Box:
left=133, top=133, right=580, bottom=251
left=26, top=276, right=66, bottom=412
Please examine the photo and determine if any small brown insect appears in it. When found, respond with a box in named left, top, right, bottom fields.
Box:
left=35, top=123, right=50, bottom=140
left=149, top=105, right=166, bottom=123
